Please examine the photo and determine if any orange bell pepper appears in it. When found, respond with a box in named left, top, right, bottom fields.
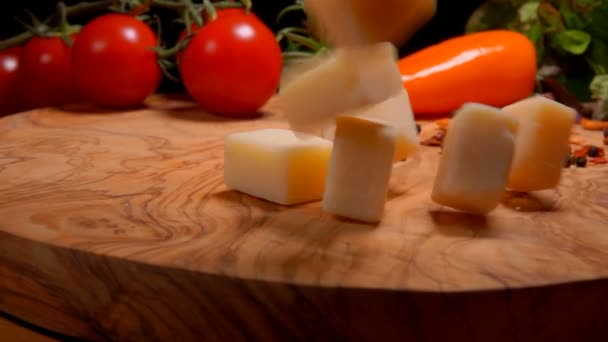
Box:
left=399, top=30, right=537, bottom=119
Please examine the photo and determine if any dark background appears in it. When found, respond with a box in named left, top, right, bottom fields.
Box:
left=0, top=0, right=485, bottom=55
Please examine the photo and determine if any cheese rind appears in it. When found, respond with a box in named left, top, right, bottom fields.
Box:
left=322, top=116, right=396, bottom=222
left=321, top=89, right=419, bottom=161
left=304, top=0, right=437, bottom=48
left=431, top=103, right=518, bottom=215
left=224, top=129, right=332, bottom=205
left=280, top=43, right=403, bottom=134
left=502, top=96, right=576, bottom=191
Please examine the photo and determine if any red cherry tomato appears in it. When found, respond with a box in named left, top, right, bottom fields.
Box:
left=0, top=47, right=22, bottom=115
left=180, top=11, right=282, bottom=117
left=72, top=14, right=161, bottom=108
left=17, top=36, right=78, bottom=110
left=176, top=8, right=247, bottom=64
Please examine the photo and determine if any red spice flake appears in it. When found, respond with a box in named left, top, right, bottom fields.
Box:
left=590, top=157, right=608, bottom=165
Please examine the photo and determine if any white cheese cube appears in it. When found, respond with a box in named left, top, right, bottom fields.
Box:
left=279, top=42, right=403, bottom=134
left=321, top=89, right=419, bottom=161
left=502, top=95, right=576, bottom=191
left=224, top=129, right=332, bottom=205
left=322, top=115, right=397, bottom=222
left=304, top=0, right=437, bottom=48
left=431, top=103, right=518, bottom=215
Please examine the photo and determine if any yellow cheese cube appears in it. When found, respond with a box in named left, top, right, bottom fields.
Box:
left=279, top=42, right=403, bottom=134
left=431, top=103, right=518, bottom=215
left=224, top=129, right=332, bottom=205
left=322, top=116, right=397, bottom=222
left=502, top=96, right=576, bottom=191
left=321, top=89, right=419, bottom=161
left=304, top=0, right=437, bottom=48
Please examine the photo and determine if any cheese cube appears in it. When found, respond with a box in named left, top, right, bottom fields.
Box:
left=321, top=89, right=419, bottom=161
left=322, top=116, right=397, bottom=222
left=502, top=96, right=576, bottom=191
left=280, top=42, right=403, bottom=134
left=304, top=0, right=437, bottom=48
left=224, top=129, right=332, bottom=205
left=431, top=103, right=518, bottom=215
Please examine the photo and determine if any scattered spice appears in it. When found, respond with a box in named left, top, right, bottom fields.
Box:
left=573, top=144, right=605, bottom=158
left=415, top=123, right=421, bottom=135
left=420, top=128, right=445, bottom=147
left=576, top=156, right=588, bottom=168
left=434, top=118, right=450, bottom=130
left=581, top=117, right=608, bottom=131
left=590, top=156, right=608, bottom=165
left=588, top=145, right=600, bottom=157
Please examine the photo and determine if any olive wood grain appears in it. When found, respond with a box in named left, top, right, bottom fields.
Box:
left=1, top=95, right=607, bottom=341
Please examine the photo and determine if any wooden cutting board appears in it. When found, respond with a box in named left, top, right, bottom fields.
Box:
left=1, top=95, right=608, bottom=341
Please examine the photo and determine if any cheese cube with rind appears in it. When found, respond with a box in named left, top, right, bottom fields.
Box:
left=321, top=89, right=419, bottom=161
left=280, top=42, right=403, bottom=134
left=304, top=0, right=437, bottom=48
left=431, top=103, right=518, bottom=215
left=322, top=115, right=397, bottom=223
left=502, top=95, right=576, bottom=192
left=224, top=129, right=332, bottom=205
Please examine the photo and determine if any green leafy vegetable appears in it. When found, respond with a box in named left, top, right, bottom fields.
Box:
left=466, top=0, right=608, bottom=121
left=554, top=29, right=591, bottom=54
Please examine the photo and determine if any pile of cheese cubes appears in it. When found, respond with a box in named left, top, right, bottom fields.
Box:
left=223, top=0, right=576, bottom=222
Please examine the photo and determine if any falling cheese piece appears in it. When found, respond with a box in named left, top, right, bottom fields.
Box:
left=321, top=89, right=419, bottom=161
left=431, top=103, right=518, bottom=215
left=502, top=95, right=576, bottom=192
left=280, top=42, right=403, bottom=134
left=224, top=129, right=332, bottom=205
left=304, top=0, right=437, bottom=48
left=322, top=115, right=397, bottom=223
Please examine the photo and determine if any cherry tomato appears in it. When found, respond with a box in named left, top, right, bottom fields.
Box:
left=17, top=36, right=78, bottom=110
left=72, top=14, right=161, bottom=108
left=0, top=47, right=22, bottom=115
left=176, top=8, right=247, bottom=64
left=180, top=11, right=282, bottom=117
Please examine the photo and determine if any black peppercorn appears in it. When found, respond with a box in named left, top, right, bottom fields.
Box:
left=576, top=156, right=587, bottom=168
left=416, top=123, right=421, bottom=135
left=588, top=145, right=600, bottom=157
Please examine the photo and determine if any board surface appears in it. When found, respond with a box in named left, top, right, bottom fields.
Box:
left=1, top=95, right=608, bottom=340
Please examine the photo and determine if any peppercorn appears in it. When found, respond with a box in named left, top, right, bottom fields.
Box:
left=588, top=145, right=600, bottom=157
left=576, top=156, right=587, bottom=168
left=416, top=123, right=421, bottom=135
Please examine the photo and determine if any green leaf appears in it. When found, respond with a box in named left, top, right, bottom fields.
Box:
left=590, top=74, right=608, bottom=100
left=519, top=1, right=540, bottom=23
left=589, top=74, right=608, bottom=120
left=554, top=29, right=591, bottom=54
